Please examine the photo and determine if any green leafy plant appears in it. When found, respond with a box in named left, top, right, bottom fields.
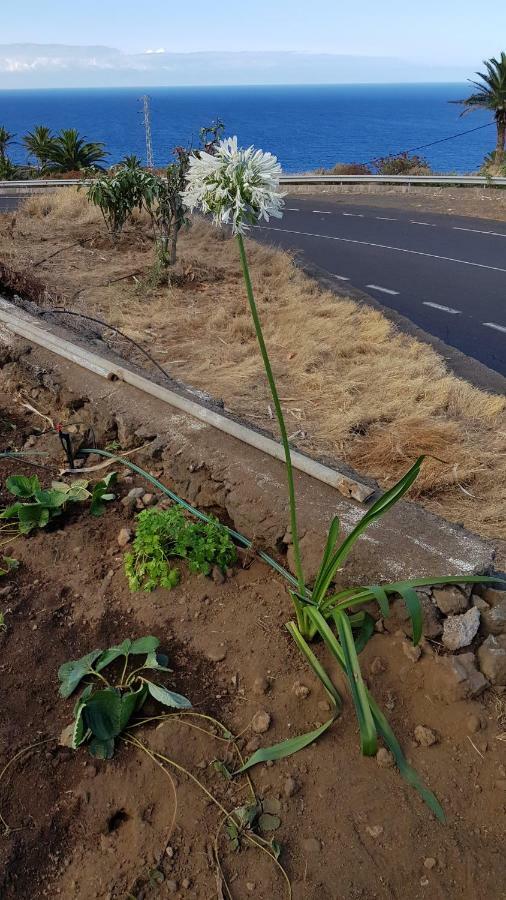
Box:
left=0, top=555, right=18, bottom=577
left=87, top=164, right=156, bottom=237
left=124, top=506, right=237, bottom=591
left=59, top=636, right=191, bottom=758
left=0, top=473, right=117, bottom=533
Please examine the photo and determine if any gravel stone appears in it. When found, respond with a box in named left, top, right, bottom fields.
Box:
left=284, top=776, right=299, bottom=797
left=402, top=641, right=422, bottom=662
left=466, top=714, right=482, bottom=734
left=370, top=656, right=387, bottom=675
left=205, top=645, right=227, bottom=662
left=442, top=607, right=480, bottom=651
left=376, top=748, right=394, bottom=768
left=433, top=587, right=468, bottom=615
left=477, top=635, right=506, bottom=685
left=251, top=711, right=271, bottom=734
left=414, top=725, right=439, bottom=747
left=293, top=682, right=310, bottom=699
left=481, top=599, right=506, bottom=636
left=116, top=527, right=132, bottom=548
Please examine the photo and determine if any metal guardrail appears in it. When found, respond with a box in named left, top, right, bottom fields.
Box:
left=1, top=174, right=506, bottom=189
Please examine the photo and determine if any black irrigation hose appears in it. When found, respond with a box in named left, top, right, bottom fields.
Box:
left=40, top=308, right=173, bottom=385
left=79, top=447, right=300, bottom=591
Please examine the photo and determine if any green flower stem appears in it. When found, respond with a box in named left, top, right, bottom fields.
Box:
left=236, top=232, right=305, bottom=593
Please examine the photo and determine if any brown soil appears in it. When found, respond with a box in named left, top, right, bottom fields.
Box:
left=0, top=191, right=505, bottom=547
left=285, top=184, right=506, bottom=222
left=1, top=389, right=506, bottom=900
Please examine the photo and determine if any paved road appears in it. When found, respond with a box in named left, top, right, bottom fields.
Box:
left=2, top=188, right=506, bottom=376
left=253, top=195, right=506, bottom=376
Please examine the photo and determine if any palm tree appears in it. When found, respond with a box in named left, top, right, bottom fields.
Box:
left=453, top=52, right=506, bottom=168
left=23, top=125, right=55, bottom=168
left=0, top=126, right=14, bottom=163
left=44, top=128, right=107, bottom=173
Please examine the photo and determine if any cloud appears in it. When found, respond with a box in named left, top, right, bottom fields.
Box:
left=0, top=43, right=470, bottom=88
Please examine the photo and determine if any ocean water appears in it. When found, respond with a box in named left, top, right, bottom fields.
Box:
left=0, top=84, right=494, bottom=173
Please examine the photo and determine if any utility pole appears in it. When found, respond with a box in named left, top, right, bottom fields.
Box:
left=141, top=94, right=154, bottom=169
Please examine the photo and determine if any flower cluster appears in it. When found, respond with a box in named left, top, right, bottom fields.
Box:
left=181, top=136, right=284, bottom=234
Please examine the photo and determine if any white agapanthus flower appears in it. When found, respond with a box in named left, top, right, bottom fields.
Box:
left=181, top=136, right=284, bottom=234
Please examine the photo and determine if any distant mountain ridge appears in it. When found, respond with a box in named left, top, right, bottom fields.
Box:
left=0, top=44, right=471, bottom=88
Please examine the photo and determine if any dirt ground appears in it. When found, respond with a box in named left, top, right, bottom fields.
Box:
left=0, top=190, right=505, bottom=546
left=285, top=184, right=506, bottom=222
left=0, top=388, right=506, bottom=900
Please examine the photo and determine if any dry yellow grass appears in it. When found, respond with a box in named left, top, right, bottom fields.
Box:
left=4, top=188, right=506, bottom=539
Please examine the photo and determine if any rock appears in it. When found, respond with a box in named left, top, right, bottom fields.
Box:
left=253, top=676, right=269, bottom=696
left=142, top=492, right=156, bottom=507
left=181, top=878, right=191, bottom=889
left=318, top=700, right=331, bottom=712
left=246, top=884, right=256, bottom=893
left=482, top=586, right=506, bottom=607
left=117, top=527, right=132, bottom=548
left=424, top=858, right=437, bottom=870
left=466, top=714, right=482, bottom=734
left=376, top=748, right=394, bottom=768
left=284, top=776, right=299, bottom=797
left=59, top=724, right=75, bottom=748
left=251, top=711, right=271, bottom=734
left=433, top=587, right=468, bottom=615
left=205, top=645, right=227, bottom=662
left=123, top=486, right=145, bottom=504
left=427, top=653, right=489, bottom=702
left=471, top=594, right=490, bottom=612
left=477, top=635, right=506, bottom=685
left=212, top=566, right=225, bottom=585
left=293, top=682, right=310, bottom=699
left=302, top=837, right=321, bottom=854
left=402, top=641, right=422, bottom=662
left=245, top=735, right=262, bottom=753
left=166, top=881, right=178, bottom=894
left=442, top=607, right=480, bottom=651
left=370, top=656, right=387, bottom=675
left=365, top=825, right=384, bottom=839
left=481, top=599, right=506, bottom=636
left=414, top=725, right=438, bottom=747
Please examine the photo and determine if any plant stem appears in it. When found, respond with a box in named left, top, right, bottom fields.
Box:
left=236, top=233, right=305, bottom=594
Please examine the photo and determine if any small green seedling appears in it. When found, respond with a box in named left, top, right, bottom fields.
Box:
left=0, top=556, right=18, bottom=577
left=226, top=802, right=281, bottom=859
left=0, top=473, right=117, bottom=533
left=124, top=506, right=237, bottom=592
left=59, top=636, right=191, bottom=758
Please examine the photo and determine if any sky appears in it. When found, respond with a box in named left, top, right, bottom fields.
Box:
left=0, top=0, right=504, bottom=88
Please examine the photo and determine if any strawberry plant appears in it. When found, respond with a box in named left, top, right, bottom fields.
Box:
left=124, top=506, right=237, bottom=592
left=59, top=636, right=191, bottom=758
left=0, top=473, right=116, bottom=533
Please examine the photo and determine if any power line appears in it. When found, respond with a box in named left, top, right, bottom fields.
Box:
left=366, top=120, right=495, bottom=165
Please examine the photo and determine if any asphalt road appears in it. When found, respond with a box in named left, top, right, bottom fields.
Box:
left=252, top=195, right=506, bottom=377
left=2, top=188, right=506, bottom=377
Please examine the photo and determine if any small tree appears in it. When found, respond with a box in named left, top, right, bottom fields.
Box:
left=372, top=152, right=431, bottom=176
left=0, top=126, right=14, bottom=164
left=87, top=162, right=156, bottom=238
left=45, top=128, right=107, bottom=173
left=23, top=125, right=54, bottom=169
left=453, top=52, right=506, bottom=170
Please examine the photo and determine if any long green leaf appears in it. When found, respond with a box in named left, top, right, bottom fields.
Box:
left=285, top=621, right=342, bottom=708
left=368, top=692, right=445, bottom=822
left=330, top=609, right=377, bottom=756
left=396, top=585, right=423, bottom=645
left=312, top=515, right=340, bottom=597
left=235, top=718, right=335, bottom=774
left=313, top=457, right=424, bottom=604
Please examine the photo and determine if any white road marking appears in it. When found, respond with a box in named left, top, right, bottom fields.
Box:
left=366, top=284, right=400, bottom=295
left=410, top=220, right=436, bottom=227
left=312, top=209, right=332, bottom=214
left=453, top=226, right=506, bottom=238
left=286, top=207, right=300, bottom=211
left=252, top=224, right=506, bottom=273
left=423, top=301, right=461, bottom=314
left=376, top=216, right=397, bottom=221
left=332, top=274, right=350, bottom=281
left=343, top=212, right=364, bottom=217
left=483, top=322, right=506, bottom=334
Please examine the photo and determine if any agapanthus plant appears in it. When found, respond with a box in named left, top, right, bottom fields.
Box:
left=183, top=137, right=501, bottom=821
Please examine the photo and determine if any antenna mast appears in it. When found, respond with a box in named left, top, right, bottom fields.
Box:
left=141, top=94, right=154, bottom=169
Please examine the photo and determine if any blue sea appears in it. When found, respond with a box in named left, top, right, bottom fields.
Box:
left=0, top=84, right=494, bottom=173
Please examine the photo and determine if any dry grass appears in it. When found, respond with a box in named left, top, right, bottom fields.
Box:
left=3, top=187, right=506, bottom=539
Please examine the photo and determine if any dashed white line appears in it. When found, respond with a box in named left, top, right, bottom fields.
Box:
left=252, top=224, right=506, bottom=273
left=453, top=226, right=506, bottom=238
left=312, top=209, right=332, bottom=214
left=483, top=322, right=506, bottom=334
left=331, top=274, right=350, bottom=281
left=375, top=216, right=397, bottom=221
left=366, top=284, right=400, bottom=296
left=343, top=212, right=364, bottom=217
left=410, top=221, right=436, bottom=227
left=286, top=207, right=300, bottom=211
left=423, top=301, right=461, bottom=314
